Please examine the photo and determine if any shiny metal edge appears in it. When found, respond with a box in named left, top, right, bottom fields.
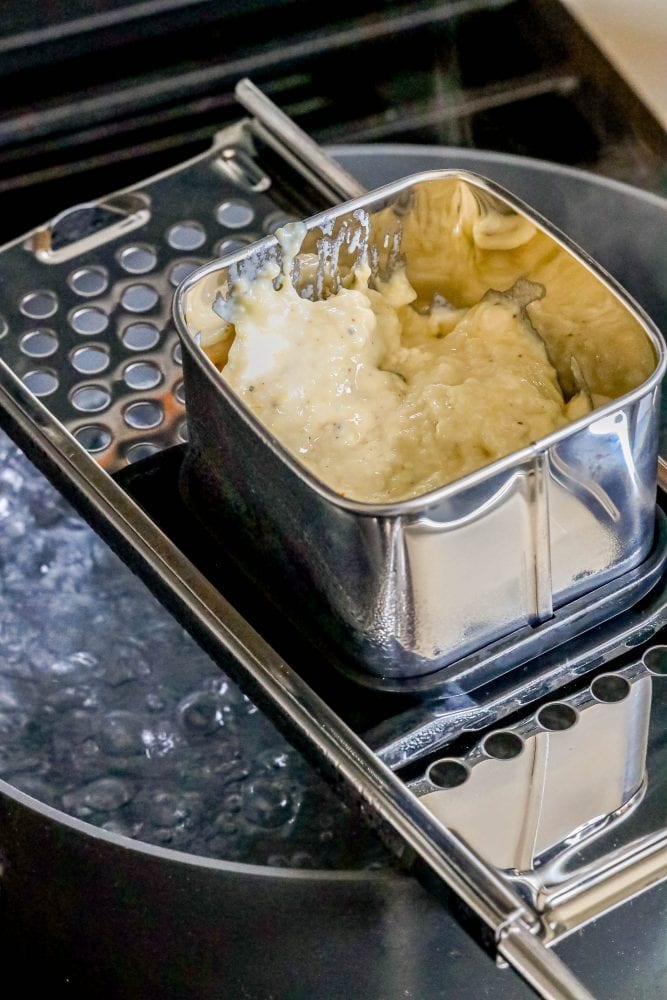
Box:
left=235, top=78, right=366, bottom=203
left=0, top=775, right=391, bottom=883
left=498, top=925, right=595, bottom=1000
left=408, top=651, right=667, bottom=951
left=173, top=166, right=667, bottom=519
left=543, top=833, right=667, bottom=945
left=343, top=513, right=667, bottom=698
left=0, top=122, right=250, bottom=257
left=658, top=455, right=667, bottom=493
left=371, top=558, right=667, bottom=769
left=0, top=354, right=562, bottom=969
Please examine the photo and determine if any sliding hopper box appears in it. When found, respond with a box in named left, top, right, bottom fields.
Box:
left=173, top=170, right=666, bottom=687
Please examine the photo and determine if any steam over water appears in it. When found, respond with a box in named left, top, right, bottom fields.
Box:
left=0, top=430, right=389, bottom=870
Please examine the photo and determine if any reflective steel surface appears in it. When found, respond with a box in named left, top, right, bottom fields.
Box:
left=413, top=645, right=667, bottom=947
left=0, top=116, right=340, bottom=471
left=1, top=127, right=667, bottom=998
left=176, top=169, right=665, bottom=684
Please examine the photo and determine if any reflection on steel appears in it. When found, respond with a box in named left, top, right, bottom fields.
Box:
left=498, top=924, right=595, bottom=1000
left=415, top=650, right=667, bottom=944
left=658, top=455, right=667, bottom=493
left=176, top=170, right=664, bottom=685
left=367, top=528, right=667, bottom=767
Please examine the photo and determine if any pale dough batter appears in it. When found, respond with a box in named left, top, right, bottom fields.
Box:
left=187, top=178, right=655, bottom=504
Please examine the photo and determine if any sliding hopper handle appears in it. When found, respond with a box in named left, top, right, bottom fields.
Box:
left=235, top=77, right=366, bottom=204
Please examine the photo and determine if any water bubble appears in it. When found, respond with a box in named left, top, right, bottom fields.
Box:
left=29, top=493, right=68, bottom=529
left=102, top=818, right=140, bottom=839
left=63, top=777, right=134, bottom=816
left=214, top=814, right=238, bottom=836
left=290, top=851, right=314, bottom=869
left=53, top=709, right=97, bottom=746
left=223, top=792, right=242, bottom=813
left=178, top=690, right=224, bottom=735
left=104, top=656, right=150, bottom=687
left=99, top=711, right=145, bottom=756
left=0, top=428, right=391, bottom=872
left=2, top=750, right=43, bottom=775
left=141, top=721, right=179, bottom=759
left=144, top=789, right=202, bottom=828
left=206, top=834, right=233, bottom=857
left=51, top=656, right=90, bottom=677
left=145, top=691, right=169, bottom=713
left=46, top=684, right=98, bottom=713
left=242, top=777, right=296, bottom=829
left=8, top=774, right=59, bottom=805
left=256, top=748, right=293, bottom=773
left=266, top=854, right=289, bottom=868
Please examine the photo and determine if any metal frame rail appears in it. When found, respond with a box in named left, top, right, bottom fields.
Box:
left=0, top=78, right=606, bottom=1000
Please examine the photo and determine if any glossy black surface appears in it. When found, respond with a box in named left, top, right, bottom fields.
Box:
left=0, top=0, right=664, bottom=240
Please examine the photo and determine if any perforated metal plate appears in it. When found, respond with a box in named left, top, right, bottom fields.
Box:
left=0, top=121, right=304, bottom=472
left=410, top=644, right=667, bottom=944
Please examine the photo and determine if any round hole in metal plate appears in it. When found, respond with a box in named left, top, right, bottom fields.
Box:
left=124, top=361, right=162, bottom=390
left=71, top=306, right=109, bottom=336
left=214, top=236, right=253, bottom=257
left=167, top=222, right=206, bottom=251
left=121, top=283, right=160, bottom=313
left=20, top=328, right=58, bottom=358
left=71, top=385, right=111, bottom=413
left=168, top=260, right=201, bottom=287
left=122, top=322, right=160, bottom=351
left=172, top=341, right=182, bottom=365
left=643, top=646, right=667, bottom=677
left=20, top=290, right=58, bottom=320
left=126, top=441, right=161, bottom=464
left=22, top=369, right=58, bottom=396
left=178, top=420, right=189, bottom=442
left=68, top=266, right=109, bottom=297
left=124, top=400, right=163, bottom=429
left=71, top=345, right=110, bottom=375
left=427, top=759, right=469, bottom=789
left=174, top=380, right=185, bottom=404
left=262, top=211, right=298, bottom=234
left=118, top=244, right=157, bottom=275
left=0, top=315, right=8, bottom=339
left=483, top=731, right=523, bottom=760
left=590, top=674, right=631, bottom=703
left=215, top=200, right=254, bottom=229
left=537, top=703, right=577, bottom=732
left=75, top=424, right=112, bottom=453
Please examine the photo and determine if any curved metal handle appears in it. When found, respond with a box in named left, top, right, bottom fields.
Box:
left=25, top=192, right=151, bottom=264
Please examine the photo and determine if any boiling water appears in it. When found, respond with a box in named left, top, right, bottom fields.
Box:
left=0, top=430, right=389, bottom=870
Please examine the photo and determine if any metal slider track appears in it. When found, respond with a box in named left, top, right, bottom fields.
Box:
left=0, top=81, right=598, bottom=1000
left=0, top=306, right=593, bottom=1000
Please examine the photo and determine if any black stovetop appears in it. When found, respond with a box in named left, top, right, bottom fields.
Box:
left=1, top=0, right=665, bottom=243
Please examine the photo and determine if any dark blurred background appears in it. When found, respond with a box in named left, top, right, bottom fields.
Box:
left=1, top=0, right=665, bottom=240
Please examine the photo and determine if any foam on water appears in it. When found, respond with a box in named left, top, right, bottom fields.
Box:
left=0, top=429, right=390, bottom=870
